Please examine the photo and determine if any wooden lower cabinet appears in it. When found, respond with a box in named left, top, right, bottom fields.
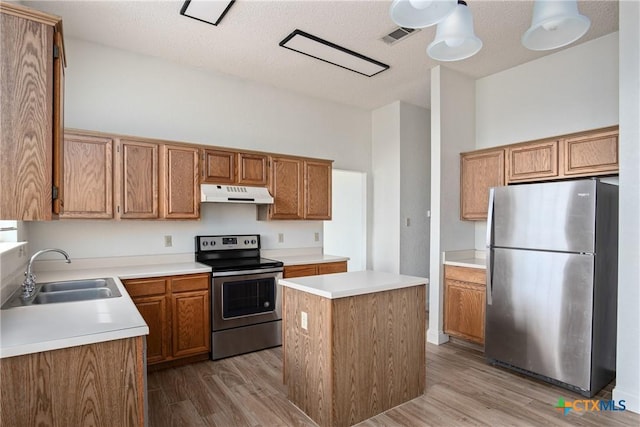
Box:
left=283, top=261, right=347, bottom=278
left=123, top=273, right=210, bottom=366
left=444, top=265, right=486, bottom=345
left=1, top=336, right=145, bottom=426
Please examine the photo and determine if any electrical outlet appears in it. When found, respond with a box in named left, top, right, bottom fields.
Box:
left=164, top=235, right=173, bottom=247
left=314, top=232, right=320, bottom=242
left=278, top=233, right=284, bottom=243
left=301, top=311, right=308, bottom=330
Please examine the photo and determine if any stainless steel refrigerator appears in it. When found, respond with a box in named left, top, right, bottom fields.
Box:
left=485, top=179, right=618, bottom=397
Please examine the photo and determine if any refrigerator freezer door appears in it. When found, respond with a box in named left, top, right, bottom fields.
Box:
left=485, top=248, right=595, bottom=392
left=493, top=180, right=596, bottom=253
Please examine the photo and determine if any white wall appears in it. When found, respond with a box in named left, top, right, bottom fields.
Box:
left=614, top=0, right=640, bottom=414
left=474, top=32, right=619, bottom=249
left=428, top=66, right=476, bottom=345
left=323, top=170, right=367, bottom=271
left=399, top=102, right=430, bottom=277
left=26, top=37, right=372, bottom=259
left=371, top=102, right=401, bottom=273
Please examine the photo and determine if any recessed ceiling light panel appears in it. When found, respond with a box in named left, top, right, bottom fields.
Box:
left=180, top=0, right=235, bottom=26
left=280, top=30, right=390, bottom=77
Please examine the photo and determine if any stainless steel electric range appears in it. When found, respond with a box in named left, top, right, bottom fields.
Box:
left=195, top=234, right=283, bottom=360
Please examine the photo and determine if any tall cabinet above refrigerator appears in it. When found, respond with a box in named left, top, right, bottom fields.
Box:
left=485, top=179, right=618, bottom=397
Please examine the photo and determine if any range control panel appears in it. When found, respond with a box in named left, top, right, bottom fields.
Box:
left=197, top=235, right=260, bottom=251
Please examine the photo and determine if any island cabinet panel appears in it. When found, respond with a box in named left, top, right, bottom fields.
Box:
left=0, top=6, right=64, bottom=220
left=202, top=148, right=236, bottom=184
left=117, top=139, right=159, bottom=219
left=61, top=132, right=114, bottom=219
left=444, top=265, right=486, bottom=345
left=283, top=284, right=426, bottom=427
left=460, top=149, right=504, bottom=220
left=160, top=144, right=200, bottom=219
left=563, top=128, right=619, bottom=177
left=506, top=139, right=559, bottom=183
left=0, top=336, right=145, bottom=427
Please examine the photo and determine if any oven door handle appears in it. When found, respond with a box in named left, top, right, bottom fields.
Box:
left=211, top=267, right=284, bottom=277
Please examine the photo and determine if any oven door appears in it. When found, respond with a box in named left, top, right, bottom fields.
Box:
left=212, top=269, right=282, bottom=331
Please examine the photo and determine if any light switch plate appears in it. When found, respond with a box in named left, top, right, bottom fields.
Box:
left=301, top=311, right=308, bottom=330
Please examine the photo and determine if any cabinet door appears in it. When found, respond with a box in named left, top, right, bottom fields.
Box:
left=161, top=145, right=199, bottom=219
left=506, top=140, right=559, bottom=183
left=460, top=149, right=504, bottom=220
left=563, top=128, right=618, bottom=177
left=304, top=160, right=332, bottom=220
left=61, top=133, right=113, bottom=219
left=0, top=12, right=54, bottom=220
left=202, top=148, right=236, bottom=184
left=171, top=290, right=210, bottom=358
left=133, top=295, right=169, bottom=364
left=444, top=280, right=485, bottom=345
left=52, top=31, right=65, bottom=216
left=238, top=152, right=268, bottom=186
left=118, top=139, right=159, bottom=219
left=270, top=157, right=304, bottom=219
left=317, top=261, right=347, bottom=275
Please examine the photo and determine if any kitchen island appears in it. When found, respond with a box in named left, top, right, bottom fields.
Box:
left=280, top=270, right=428, bottom=427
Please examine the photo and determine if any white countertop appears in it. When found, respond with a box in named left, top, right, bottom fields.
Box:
left=279, top=270, right=428, bottom=299
left=0, top=262, right=211, bottom=359
left=275, top=253, right=349, bottom=266
left=443, top=250, right=486, bottom=269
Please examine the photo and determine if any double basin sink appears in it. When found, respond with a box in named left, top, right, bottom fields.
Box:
left=2, top=278, right=122, bottom=308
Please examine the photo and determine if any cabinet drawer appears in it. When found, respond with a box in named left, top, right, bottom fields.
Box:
left=171, top=273, right=210, bottom=293
left=283, top=265, right=318, bottom=278
left=444, top=265, right=485, bottom=286
left=317, top=261, right=347, bottom=275
left=123, top=278, right=167, bottom=297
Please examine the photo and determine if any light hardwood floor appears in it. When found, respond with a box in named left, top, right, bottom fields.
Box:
left=148, top=340, right=639, bottom=427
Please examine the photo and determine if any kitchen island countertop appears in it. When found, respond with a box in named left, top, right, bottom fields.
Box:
left=279, top=270, right=428, bottom=299
left=0, top=262, right=211, bottom=358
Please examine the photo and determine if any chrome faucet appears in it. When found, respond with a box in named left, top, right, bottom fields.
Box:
left=22, top=249, right=71, bottom=299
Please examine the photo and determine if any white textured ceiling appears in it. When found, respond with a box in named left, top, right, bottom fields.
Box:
left=26, top=0, right=619, bottom=110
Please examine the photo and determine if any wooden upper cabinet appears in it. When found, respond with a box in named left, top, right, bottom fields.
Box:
left=238, top=152, right=268, bottom=186
left=563, top=127, right=618, bottom=177
left=202, top=148, right=236, bottom=184
left=117, top=139, right=159, bottom=219
left=52, top=31, right=65, bottom=215
left=460, top=149, right=504, bottom=221
left=61, top=132, right=114, bottom=219
left=161, top=145, right=199, bottom=219
left=304, top=160, right=332, bottom=220
left=202, top=148, right=268, bottom=187
left=269, top=156, right=304, bottom=219
left=0, top=4, right=64, bottom=220
left=506, top=139, right=559, bottom=183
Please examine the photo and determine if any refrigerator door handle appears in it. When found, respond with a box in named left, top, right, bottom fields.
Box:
left=486, top=188, right=495, bottom=305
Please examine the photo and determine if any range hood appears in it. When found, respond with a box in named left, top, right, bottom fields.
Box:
left=201, top=184, right=274, bottom=204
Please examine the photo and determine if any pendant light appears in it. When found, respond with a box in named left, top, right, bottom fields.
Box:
left=389, top=0, right=457, bottom=29
left=427, top=1, right=482, bottom=62
left=522, top=0, right=591, bottom=51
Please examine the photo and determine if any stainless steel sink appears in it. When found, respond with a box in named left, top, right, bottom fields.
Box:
left=2, top=277, right=122, bottom=308
left=33, top=287, right=116, bottom=304
left=40, top=278, right=111, bottom=293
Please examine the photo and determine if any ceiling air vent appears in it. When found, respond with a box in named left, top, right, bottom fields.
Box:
left=381, top=27, right=421, bottom=46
